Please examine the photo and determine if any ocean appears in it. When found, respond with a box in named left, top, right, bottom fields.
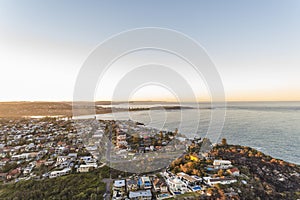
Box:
left=96, top=101, right=300, bottom=165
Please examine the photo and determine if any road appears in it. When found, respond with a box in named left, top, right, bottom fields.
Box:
left=102, top=178, right=113, bottom=200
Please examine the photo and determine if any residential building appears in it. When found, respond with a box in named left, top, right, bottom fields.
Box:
left=167, top=177, right=188, bottom=195
left=127, top=179, right=138, bottom=191
left=152, top=177, right=168, bottom=193
left=177, top=172, right=202, bottom=192
left=139, top=176, right=152, bottom=189
left=129, top=190, right=152, bottom=200
left=77, top=164, right=97, bottom=173
left=49, top=168, right=71, bottom=178
left=213, top=160, right=232, bottom=169
left=227, top=167, right=240, bottom=176
left=205, top=177, right=237, bottom=186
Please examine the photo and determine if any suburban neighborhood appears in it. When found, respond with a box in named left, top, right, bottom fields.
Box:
left=0, top=117, right=250, bottom=199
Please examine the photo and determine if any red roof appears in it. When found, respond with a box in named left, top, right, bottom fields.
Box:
left=229, top=168, right=239, bottom=173
left=9, top=168, right=20, bottom=176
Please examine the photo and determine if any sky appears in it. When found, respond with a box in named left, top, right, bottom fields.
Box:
left=0, top=0, right=299, bottom=101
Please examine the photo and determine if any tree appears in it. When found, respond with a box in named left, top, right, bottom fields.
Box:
left=132, top=134, right=140, bottom=144
left=159, top=131, right=163, bottom=139
left=218, top=169, right=224, bottom=177
left=221, top=138, right=227, bottom=146
left=174, top=128, right=178, bottom=135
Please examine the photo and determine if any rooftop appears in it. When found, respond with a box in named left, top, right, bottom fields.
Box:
left=114, top=180, right=126, bottom=188
left=129, top=190, right=152, bottom=198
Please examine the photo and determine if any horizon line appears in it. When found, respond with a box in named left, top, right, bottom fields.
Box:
left=1, top=100, right=300, bottom=103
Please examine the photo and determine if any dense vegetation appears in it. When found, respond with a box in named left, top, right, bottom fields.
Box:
left=169, top=139, right=300, bottom=200
left=211, top=144, right=300, bottom=199
left=0, top=166, right=130, bottom=200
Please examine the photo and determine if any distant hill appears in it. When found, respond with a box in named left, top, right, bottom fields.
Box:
left=0, top=101, right=192, bottom=118
left=0, top=101, right=112, bottom=118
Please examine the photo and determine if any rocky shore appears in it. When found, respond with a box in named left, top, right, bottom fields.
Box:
left=208, top=144, right=300, bottom=199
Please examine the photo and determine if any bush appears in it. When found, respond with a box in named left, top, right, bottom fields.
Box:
left=0, top=167, right=109, bottom=200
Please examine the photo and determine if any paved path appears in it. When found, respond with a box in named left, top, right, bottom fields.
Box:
left=102, top=178, right=113, bottom=200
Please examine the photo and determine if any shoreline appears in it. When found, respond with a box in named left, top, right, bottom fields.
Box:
left=0, top=101, right=195, bottom=118
left=0, top=116, right=298, bottom=167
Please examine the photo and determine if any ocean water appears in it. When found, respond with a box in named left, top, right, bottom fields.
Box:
left=97, top=102, right=300, bottom=165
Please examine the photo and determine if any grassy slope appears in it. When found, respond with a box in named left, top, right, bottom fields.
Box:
left=0, top=166, right=112, bottom=200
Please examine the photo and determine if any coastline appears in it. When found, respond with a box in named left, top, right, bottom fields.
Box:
left=0, top=117, right=299, bottom=199
left=0, top=101, right=194, bottom=118
left=0, top=101, right=299, bottom=166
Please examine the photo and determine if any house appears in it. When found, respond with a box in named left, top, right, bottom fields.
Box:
left=28, top=152, right=39, bottom=159
left=112, top=190, right=124, bottom=200
left=177, top=172, right=202, bottom=192
left=45, top=160, right=55, bottom=166
left=112, top=179, right=126, bottom=200
left=80, top=156, right=93, bottom=163
left=227, top=167, right=240, bottom=176
left=139, top=176, right=152, bottom=189
left=177, top=172, right=198, bottom=186
left=191, top=175, right=202, bottom=183
left=167, top=177, right=188, bottom=195
left=7, top=168, right=21, bottom=180
left=117, top=134, right=126, bottom=141
left=201, top=152, right=214, bottom=160
left=127, top=179, right=138, bottom=191
left=56, top=156, right=68, bottom=165
left=129, top=190, right=152, bottom=200
left=49, top=168, right=71, bottom=178
left=117, top=133, right=128, bottom=149
left=55, top=147, right=67, bottom=154
left=57, top=160, right=70, bottom=169
left=113, top=179, right=126, bottom=191
left=213, top=160, right=232, bottom=169
left=77, top=164, right=97, bottom=173
left=156, top=193, right=172, bottom=200
left=23, top=166, right=34, bottom=175
left=67, top=153, right=78, bottom=160
left=116, top=140, right=128, bottom=149
left=11, top=153, right=28, bottom=160
left=0, top=158, right=9, bottom=166
left=205, top=177, right=237, bottom=186
left=152, top=177, right=168, bottom=193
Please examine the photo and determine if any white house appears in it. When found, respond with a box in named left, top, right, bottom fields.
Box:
left=112, top=180, right=126, bottom=200
left=56, top=156, right=68, bottom=165
left=167, top=177, right=188, bottom=195
left=55, top=147, right=66, bottom=154
left=113, top=179, right=126, bottom=190
left=129, top=190, right=152, bottom=200
left=213, top=160, right=232, bottom=169
left=77, top=164, right=97, bottom=173
left=49, top=168, right=71, bottom=178
left=139, top=176, right=152, bottom=189
left=177, top=172, right=199, bottom=186
left=11, top=153, right=31, bottom=160
left=80, top=156, right=93, bottom=163
left=205, top=177, right=237, bottom=186
left=67, top=153, right=78, bottom=160
left=23, top=166, right=33, bottom=175
left=177, top=172, right=202, bottom=192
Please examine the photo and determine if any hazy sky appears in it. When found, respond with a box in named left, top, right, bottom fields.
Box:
left=0, top=0, right=299, bottom=101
